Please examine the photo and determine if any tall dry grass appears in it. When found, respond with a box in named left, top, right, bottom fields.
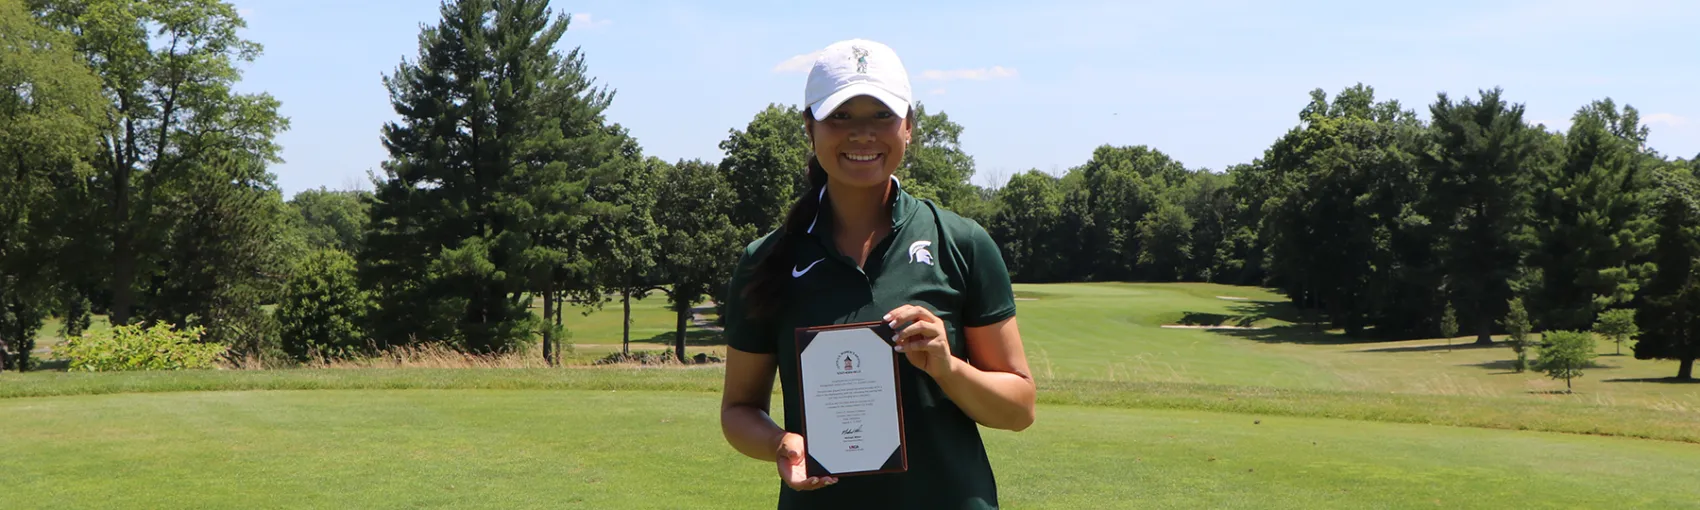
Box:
left=218, top=343, right=554, bottom=370
left=305, top=343, right=551, bottom=369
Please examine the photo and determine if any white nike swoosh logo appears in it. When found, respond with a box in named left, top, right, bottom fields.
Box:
left=792, top=258, right=825, bottom=278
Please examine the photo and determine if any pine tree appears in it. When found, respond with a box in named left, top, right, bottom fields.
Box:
left=1632, top=167, right=1700, bottom=379
left=363, top=0, right=618, bottom=354
left=1421, top=88, right=1543, bottom=345
left=1440, top=302, right=1459, bottom=351
left=1528, top=99, right=1655, bottom=332
left=1503, top=297, right=1534, bottom=371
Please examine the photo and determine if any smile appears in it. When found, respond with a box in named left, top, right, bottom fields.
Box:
left=844, top=153, right=882, bottom=162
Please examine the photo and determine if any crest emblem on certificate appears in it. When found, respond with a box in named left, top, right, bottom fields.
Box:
left=836, top=351, right=861, bottom=374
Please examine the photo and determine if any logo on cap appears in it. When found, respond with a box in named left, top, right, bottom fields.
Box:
left=852, top=46, right=870, bottom=73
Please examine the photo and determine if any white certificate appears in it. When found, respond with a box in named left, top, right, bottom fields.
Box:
left=795, top=322, right=907, bottom=477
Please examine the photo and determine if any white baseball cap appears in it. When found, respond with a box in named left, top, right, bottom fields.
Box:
left=804, top=39, right=912, bottom=121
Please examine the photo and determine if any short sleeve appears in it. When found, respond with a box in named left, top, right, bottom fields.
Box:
left=961, top=222, right=1017, bottom=327
left=722, top=242, right=777, bottom=354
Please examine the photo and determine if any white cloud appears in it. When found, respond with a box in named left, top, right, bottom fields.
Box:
left=772, top=51, right=822, bottom=73
left=771, top=51, right=822, bottom=73
left=1644, top=113, right=1690, bottom=128
left=570, top=13, right=612, bottom=28
left=918, top=66, right=1019, bottom=82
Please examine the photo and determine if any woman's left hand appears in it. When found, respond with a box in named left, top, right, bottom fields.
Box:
left=885, top=305, right=954, bottom=379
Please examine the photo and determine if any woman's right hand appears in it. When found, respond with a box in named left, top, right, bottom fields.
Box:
left=776, top=432, right=837, bottom=490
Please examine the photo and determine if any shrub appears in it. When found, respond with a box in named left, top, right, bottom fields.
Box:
left=277, top=249, right=374, bottom=362
left=54, top=323, right=226, bottom=372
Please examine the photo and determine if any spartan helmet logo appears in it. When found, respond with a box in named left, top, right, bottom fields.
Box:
left=908, top=241, right=935, bottom=266
left=852, top=46, right=870, bottom=73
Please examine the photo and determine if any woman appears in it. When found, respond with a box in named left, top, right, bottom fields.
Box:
left=719, top=39, right=1036, bottom=510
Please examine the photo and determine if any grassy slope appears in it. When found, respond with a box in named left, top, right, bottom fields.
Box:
left=2, top=389, right=1697, bottom=509
left=6, top=282, right=1696, bottom=443
left=1014, top=282, right=1700, bottom=410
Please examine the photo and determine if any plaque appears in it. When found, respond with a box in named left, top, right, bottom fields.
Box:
left=794, top=321, right=907, bottom=477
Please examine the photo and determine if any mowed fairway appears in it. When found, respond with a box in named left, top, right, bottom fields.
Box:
left=1015, top=282, right=1700, bottom=410
left=3, top=390, right=1699, bottom=509
left=5, top=282, right=1700, bottom=509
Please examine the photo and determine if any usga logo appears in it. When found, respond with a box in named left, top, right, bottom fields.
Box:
left=908, top=240, right=934, bottom=266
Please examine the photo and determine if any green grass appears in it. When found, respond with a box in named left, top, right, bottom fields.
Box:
left=9, top=282, right=1700, bottom=508
left=2, top=389, right=1697, bottom=509
left=1013, top=283, right=1340, bottom=387
left=533, top=293, right=726, bottom=363
left=1014, top=282, right=1700, bottom=411
left=30, top=315, right=112, bottom=356
left=2, top=368, right=1694, bottom=443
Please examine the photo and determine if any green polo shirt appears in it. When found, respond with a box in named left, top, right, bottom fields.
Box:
left=723, top=180, right=1018, bottom=510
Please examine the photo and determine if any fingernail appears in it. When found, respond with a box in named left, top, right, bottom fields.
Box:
left=894, top=343, right=904, bottom=352
left=882, top=313, right=891, bottom=321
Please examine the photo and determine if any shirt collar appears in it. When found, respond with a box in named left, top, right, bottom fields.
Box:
left=806, top=175, right=917, bottom=239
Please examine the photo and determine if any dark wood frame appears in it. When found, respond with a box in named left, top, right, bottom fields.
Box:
left=794, top=321, right=908, bottom=478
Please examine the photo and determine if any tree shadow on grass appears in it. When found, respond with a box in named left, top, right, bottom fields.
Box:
left=34, top=359, right=69, bottom=371
left=1602, top=377, right=1700, bottom=384
left=1359, top=341, right=1505, bottom=354
left=1210, top=325, right=1387, bottom=346
left=1176, top=298, right=1313, bottom=328
left=1463, top=359, right=1521, bottom=374
left=1463, top=359, right=1616, bottom=373
left=1177, top=312, right=1258, bottom=328
left=637, top=329, right=725, bottom=347
left=1192, top=298, right=1436, bottom=347
left=1222, top=299, right=1317, bottom=326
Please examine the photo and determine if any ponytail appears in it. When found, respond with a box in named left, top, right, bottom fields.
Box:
left=742, top=155, right=830, bottom=320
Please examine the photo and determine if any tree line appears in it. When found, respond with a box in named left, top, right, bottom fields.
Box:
left=983, top=86, right=1700, bottom=380
left=3, top=0, right=1695, bottom=378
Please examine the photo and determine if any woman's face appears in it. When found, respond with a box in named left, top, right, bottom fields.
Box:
left=807, top=95, right=912, bottom=189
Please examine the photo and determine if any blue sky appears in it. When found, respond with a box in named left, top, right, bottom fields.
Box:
left=227, top=0, right=1700, bottom=197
